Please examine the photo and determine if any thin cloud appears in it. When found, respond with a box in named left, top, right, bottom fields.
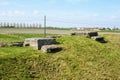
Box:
left=0, top=11, right=26, bottom=17
left=33, top=10, right=40, bottom=15
left=48, top=0, right=57, bottom=4
left=0, top=1, right=10, bottom=6
left=0, top=1, right=24, bottom=7
left=65, top=0, right=89, bottom=4
left=111, top=15, right=118, bottom=19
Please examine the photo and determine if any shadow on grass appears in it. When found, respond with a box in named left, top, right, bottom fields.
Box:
left=97, top=40, right=108, bottom=43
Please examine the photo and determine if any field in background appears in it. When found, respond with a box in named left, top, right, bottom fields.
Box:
left=0, top=28, right=120, bottom=35
left=99, top=30, right=120, bottom=33
left=0, top=32, right=120, bottom=79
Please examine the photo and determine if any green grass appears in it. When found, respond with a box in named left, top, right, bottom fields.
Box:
left=0, top=33, right=56, bottom=43
left=100, top=30, right=120, bottom=33
left=0, top=34, right=22, bottom=42
left=0, top=33, right=120, bottom=80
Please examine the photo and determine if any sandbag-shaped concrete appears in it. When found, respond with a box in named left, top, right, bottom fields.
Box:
left=91, top=36, right=104, bottom=41
left=41, top=45, right=62, bottom=53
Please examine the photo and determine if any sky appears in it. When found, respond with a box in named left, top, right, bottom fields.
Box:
left=0, top=0, right=120, bottom=28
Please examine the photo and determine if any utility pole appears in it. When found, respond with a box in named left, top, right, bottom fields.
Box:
left=44, top=15, right=46, bottom=38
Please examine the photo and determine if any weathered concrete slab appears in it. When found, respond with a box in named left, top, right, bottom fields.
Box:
left=24, top=38, right=57, bottom=50
left=0, top=42, right=23, bottom=47
left=11, top=42, right=23, bottom=47
left=91, top=36, right=104, bottom=41
left=71, top=32, right=106, bottom=43
left=0, top=43, right=6, bottom=47
left=41, top=45, right=62, bottom=53
left=91, top=36, right=106, bottom=43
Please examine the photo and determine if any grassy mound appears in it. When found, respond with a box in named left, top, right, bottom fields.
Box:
left=0, top=34, right=120, bottom=80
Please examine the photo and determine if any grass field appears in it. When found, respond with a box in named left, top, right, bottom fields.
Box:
left=0, top=33, right=120, bottom=80
left=100, top=30, right=120, bottom=33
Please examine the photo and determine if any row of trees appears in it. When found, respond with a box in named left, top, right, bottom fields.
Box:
left=0, top=22, right=42, bottom=28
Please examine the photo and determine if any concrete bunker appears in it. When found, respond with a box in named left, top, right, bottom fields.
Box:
left=24, top=38, right=57, bottom=50
left=71, top=32, right=106, bottom=43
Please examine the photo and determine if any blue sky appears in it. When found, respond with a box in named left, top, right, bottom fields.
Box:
left=0, top=0, right=120, bottom=28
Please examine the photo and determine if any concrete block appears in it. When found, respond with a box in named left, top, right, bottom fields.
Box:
left=0, top=43, right=6, bottom=47
left=11, top=42, right=23, bottom=47
left=24, top=38, right=57, bottom=50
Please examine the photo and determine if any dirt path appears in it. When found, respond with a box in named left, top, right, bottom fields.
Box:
left=0, top=28, right=76, bottom=35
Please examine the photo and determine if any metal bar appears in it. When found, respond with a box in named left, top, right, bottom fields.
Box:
left=44, top=15, right=46, bottom=38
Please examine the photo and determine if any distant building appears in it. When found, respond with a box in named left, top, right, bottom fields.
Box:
left=112, top=27, right=119, bottom=30
left=76, top=27, right=101, bottom=31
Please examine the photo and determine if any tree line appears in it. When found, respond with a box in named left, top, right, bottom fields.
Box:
left=0, top=22, right=42, bottom=28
